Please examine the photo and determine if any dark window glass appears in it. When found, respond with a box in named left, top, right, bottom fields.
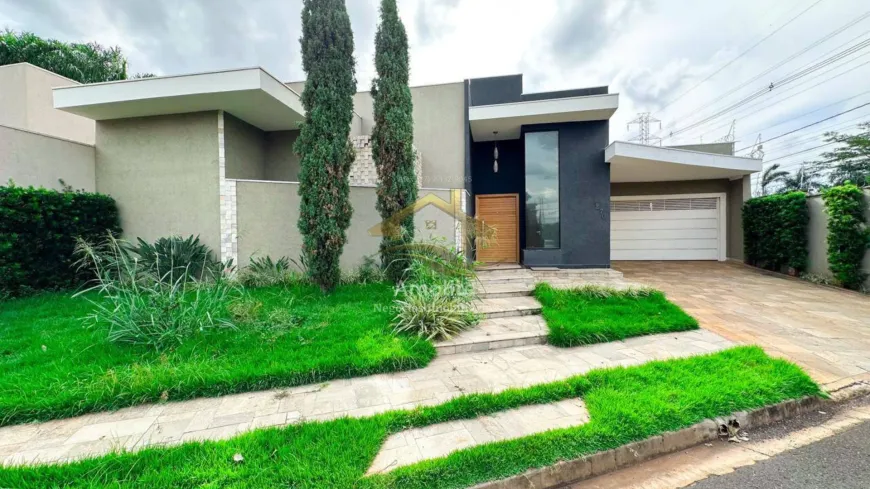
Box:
left=524, top=131, right=559, bottom=248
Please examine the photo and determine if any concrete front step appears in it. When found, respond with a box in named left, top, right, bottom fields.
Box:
left=435, top=315, right=549, bottom=355
left=475, top=296, right=542, bottom=319
left=474, top=282, right=534, bottom=299
left=476, top=263, right=524, bottom=272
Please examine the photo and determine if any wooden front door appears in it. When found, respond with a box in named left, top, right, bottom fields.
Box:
left=476, top=194, right=520, bottom=263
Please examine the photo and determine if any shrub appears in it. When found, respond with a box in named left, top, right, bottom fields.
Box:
left=239, top=255, right=302, bottom=287
left=343, top=255, right=386, bottom=284
left=75, top=235, right=238, bottom=351
left=743, top=192, right=809, bottom=273
left=295, top=0, right=357, bottom=293
left=392, top=242, right=479, bottom=340
left=130, top=235, right=223, bottom=283
left=0, top=184, right=120, bottom=296
left=821, top=183, right=870, bottom=290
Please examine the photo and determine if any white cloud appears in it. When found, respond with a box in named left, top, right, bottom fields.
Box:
left=3, top=0, right=869, bottom=176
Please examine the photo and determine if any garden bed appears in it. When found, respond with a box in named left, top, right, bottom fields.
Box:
left=534, top=283, right=699, bottom=347
left=0, top=347, right=820, bottom=488
left=0, top=283, right=435, bottom=426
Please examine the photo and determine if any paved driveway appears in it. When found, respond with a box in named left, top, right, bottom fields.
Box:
left=614, top=261, right=870, bottom=391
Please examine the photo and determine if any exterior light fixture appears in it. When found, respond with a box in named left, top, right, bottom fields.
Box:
left=493, top=131, right=499, bottom=173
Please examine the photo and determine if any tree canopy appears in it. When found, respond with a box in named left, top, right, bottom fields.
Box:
left=812, top=122, right=870, bottom=187
left=0, top=30, right=127, bottom=83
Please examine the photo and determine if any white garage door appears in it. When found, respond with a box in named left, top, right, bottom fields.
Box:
left=611, top=195, right=724, bottom=261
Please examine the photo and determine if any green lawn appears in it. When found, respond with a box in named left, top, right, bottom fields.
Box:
left=0, top=347, right=820, bottom=489
left=0, top=283, right=434, bottom=426
left=535, top=284, right=700, bottom=347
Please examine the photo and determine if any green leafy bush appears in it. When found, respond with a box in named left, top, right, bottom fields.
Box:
left=0, top=184, right=121, bottom=296
left=821, top=183, right=870, bottom=290
left=392, top=243, right=479, bottom=340
left=1, top=30, right=128, bottom=83
left=130, top=235, right=223, bottom=283
left=343, top=255, right=386, bottom=284
left=75, top=236, right=238, bottom=351
left=743, top=192, right=809, bottom=273
left=239, top=255, right=302, bottom=287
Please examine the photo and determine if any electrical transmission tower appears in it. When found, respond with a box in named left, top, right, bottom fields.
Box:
left=627, top=113, right=662, bottom=146
left=715, top=120, right=736, bottom=143
left=749, top=134, right=764, bottom=159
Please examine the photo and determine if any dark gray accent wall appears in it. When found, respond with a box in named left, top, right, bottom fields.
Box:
left=523, top=121, right=611, bottom=268
left=521, top=86, right=608, bottom=101
left=468, top=74, right=523, bottom=106
left=468, top=74, right=609, bottom=107
left=472, top=138, right=526, bottom=248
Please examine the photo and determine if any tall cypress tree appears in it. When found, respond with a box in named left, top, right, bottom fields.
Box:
left=371, top=0, right=418, bottom=282
left=295, top=0, right=357, bottom=293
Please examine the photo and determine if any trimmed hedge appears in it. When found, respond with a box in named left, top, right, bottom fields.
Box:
left=822, top=184, right=870, bottom=290
left=0, top=185, right=121, bottom=296
left=743, top=192, right=809, bottom=273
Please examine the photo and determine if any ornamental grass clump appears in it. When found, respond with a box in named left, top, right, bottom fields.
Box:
left=74, top=235, right=238, bottom=351
left=392, top=243, right=479, bottom=340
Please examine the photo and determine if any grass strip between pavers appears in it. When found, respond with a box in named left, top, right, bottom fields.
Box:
left=0, top=284, right=435, bottom=427
left=534, top=283, right=700, bottom=347
left=0, top=346, right=821, bottom=489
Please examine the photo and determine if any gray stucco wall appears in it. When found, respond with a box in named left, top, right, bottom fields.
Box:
left=0, top=63, right=95, bottom=145
left=95, top=111, right=221, bottom=253
left=611, top=178, right=749, bottom=259
left=224, top=113, right=266, bottom=180
left=807, top=190, right=870, bottom=288
left=236, top=181, right=455, bottom=269
left=265, top=131, right=301, bottom=181
left=0, top=124, right=95, bottom=191
left=353, top=82, right=466, bottom=188
left=667, top=142, right=735, bottom=156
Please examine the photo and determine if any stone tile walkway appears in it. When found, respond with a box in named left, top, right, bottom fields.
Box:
left=0, top=329, right=732, bottom=466
left=435, top=316, right=549, bottom=355
left=615, top=261, right=870, bottom=391
left=367, top=398, right=590, bottom=474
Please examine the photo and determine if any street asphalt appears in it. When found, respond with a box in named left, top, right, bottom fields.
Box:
left=687, top=419, right=870, bottom=489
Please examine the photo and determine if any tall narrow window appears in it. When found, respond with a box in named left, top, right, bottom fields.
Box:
left=524, top=131, right=559, bottom=248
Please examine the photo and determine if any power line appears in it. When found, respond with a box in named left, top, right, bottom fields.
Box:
left=663, top=12, right=870, bottom=127
left=764, top=117, right=870, bottom=152
left=655, top=0, right=826, bottom=114
left=734, top=102, right=870, bottom=152
left=684, top=57, right=870, bottom=142
left=762, top=141, right=839, bottom=164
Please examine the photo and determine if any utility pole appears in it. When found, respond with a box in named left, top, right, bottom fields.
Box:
left=627, top=113, right=662, bottom=146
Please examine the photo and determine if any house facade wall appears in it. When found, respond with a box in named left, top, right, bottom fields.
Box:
left=0, top=63, right=95, bottom=145
left=224, top=113, right=266, bottom=180
left=806, top=189, right=870, bottom=288
left=0, top=124, right=95, bottom=191
left=95, top=111, right=221, bottom=252
left=235, top=181, right=456, bottom=268
left=264, top=130, right=301, bottom=181
left=352, top=82, right=466, bottom=188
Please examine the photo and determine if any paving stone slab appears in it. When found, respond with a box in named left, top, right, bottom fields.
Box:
left=367, top=399, right=590, bottom=474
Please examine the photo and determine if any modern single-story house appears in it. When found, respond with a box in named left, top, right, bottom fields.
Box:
left=5, top=62, right=763, bottom=269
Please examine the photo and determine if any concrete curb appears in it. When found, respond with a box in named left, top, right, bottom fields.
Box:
left=470, top=395, right=826, bottom=489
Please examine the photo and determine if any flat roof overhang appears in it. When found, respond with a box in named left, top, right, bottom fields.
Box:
left=53, top=67, right=304, bottom=131
left=606, top=141, right=762, bottom=183
left=469, top=93, right=619, bottom=142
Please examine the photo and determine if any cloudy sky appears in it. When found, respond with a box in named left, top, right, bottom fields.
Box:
left=3, top=0, right=869, bottom=187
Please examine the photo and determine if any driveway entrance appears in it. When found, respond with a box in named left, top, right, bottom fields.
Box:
left=614, top=261, right=870, bottom=391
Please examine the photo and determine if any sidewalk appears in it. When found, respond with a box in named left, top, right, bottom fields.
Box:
left=0, top=329, right=732, bottom=466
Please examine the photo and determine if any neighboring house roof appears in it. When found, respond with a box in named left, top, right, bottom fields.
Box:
left=605, top=141, right=762, bottom=182
left=469, top=93, right=619, bottom=141
left=52, top=67, right=304, bottom=131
